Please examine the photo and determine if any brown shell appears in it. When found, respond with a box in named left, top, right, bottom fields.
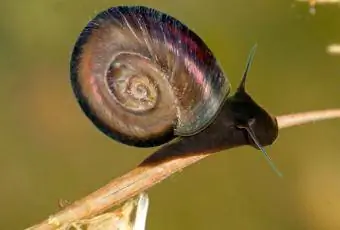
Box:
left=70, top=6, right=230, bottom=147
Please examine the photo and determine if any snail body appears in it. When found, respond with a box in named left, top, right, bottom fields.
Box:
left=71, top=6, right=230, bottom=147
left=71, top=5, right=278, bottom=155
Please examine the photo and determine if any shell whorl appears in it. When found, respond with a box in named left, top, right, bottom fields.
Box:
left=70, top=6, right=230, bottom=147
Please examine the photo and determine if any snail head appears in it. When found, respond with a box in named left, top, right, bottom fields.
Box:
left=228, top=46, right=280, bottom=176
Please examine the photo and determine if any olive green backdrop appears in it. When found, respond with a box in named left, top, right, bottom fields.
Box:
left=0, top=0, right=339, bottom=229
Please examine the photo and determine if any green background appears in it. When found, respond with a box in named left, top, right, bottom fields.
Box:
left=0, top=0, right=339, bottom=229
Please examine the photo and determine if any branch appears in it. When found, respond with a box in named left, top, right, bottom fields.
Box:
left=26, top=109, right=340, bottom=230
left=276, top=109, right=340, bottom=128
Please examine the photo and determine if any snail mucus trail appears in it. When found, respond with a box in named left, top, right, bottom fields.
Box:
left=70, top=6, right=281, bottom=176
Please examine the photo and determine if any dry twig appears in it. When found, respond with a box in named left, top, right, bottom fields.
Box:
left=26, top=109, right=340, bottom=230
left=56, top=193, right=149, bottom=230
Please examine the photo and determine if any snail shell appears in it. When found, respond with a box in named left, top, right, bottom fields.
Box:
left=70, top=6, right=230, bottom=147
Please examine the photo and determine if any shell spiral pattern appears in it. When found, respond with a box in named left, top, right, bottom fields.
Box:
left=70, top=6, right=230, bottom=147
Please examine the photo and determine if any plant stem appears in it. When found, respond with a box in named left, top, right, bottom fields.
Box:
left=26, top=108, right=340, bottom=230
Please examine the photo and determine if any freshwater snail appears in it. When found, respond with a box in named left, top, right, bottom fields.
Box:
left=70, top=6, right=280, bottom=175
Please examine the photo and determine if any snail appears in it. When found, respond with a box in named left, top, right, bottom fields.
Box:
left=70, top=6, right=280, bottom=175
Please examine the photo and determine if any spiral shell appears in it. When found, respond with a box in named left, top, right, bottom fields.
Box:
left=70, top=6, right=230, bottom=147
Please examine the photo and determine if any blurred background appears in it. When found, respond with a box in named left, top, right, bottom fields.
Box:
left=0, top=0, right=339, bottom=229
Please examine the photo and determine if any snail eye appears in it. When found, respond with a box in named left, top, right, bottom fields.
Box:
left=70, top=6, right=231, bottom=147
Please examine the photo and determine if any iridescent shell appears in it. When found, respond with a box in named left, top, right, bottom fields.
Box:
left=70, top=6, right=230, bottom=147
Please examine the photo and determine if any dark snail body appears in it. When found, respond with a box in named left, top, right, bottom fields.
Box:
left=70, top=5, right=279, bottom=174
left=71, top=6, right=230, bottom=147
